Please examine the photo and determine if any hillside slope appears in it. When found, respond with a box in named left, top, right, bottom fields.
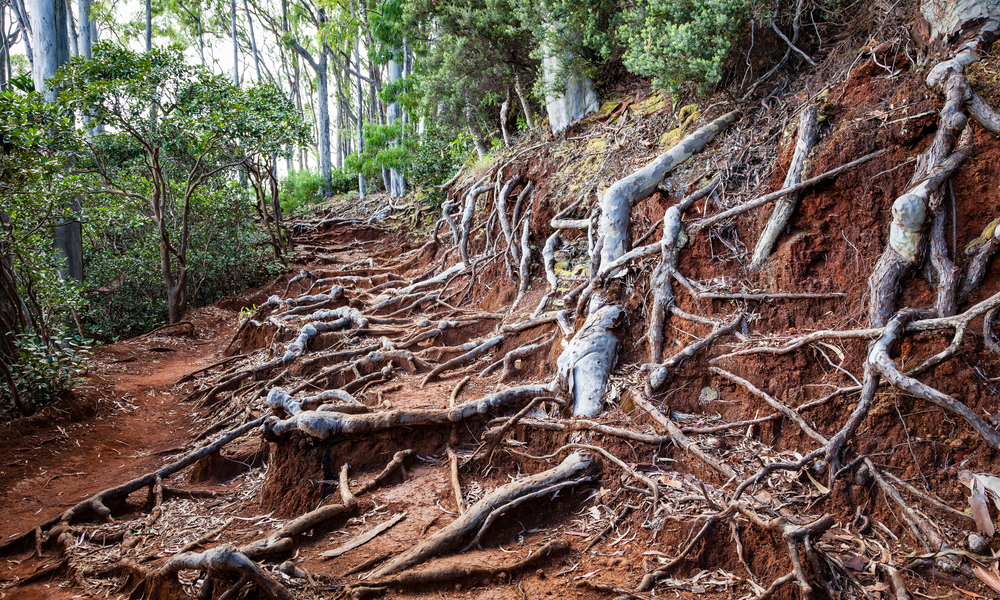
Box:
left=4, top=2, right=1000, bottom=600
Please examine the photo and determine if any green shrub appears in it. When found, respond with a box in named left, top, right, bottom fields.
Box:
left=279, top=169, right=328, bottom=215
left=619, top=0, right=748, bottom=94
left=2, top=333, right=92, bottom=417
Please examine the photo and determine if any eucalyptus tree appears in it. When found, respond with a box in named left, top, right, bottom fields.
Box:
left=283, top=0, right=332, bottom=192
left=28, top=0, right=69, bottom=100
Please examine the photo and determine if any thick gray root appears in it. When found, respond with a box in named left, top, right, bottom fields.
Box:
left=459, top=177, right=490, bottom=266
left=555, top=297, right=621, bottom=416
left=495, top=175, right=524, bottom=266
left=750, top=104, right=818, bottom=269
left=262, top=384, right=552, bottom=441
left=599, top=111, right=739, bottom=273
left=869, top=311, right=1000, bottom=451
left=928, top=192, right=958, bottom=317
left=158, top=544, right=294, bottom=600
left=369, top=451, right=596, bottom=578
left=868, top=148, right=969, bottom=327
left=513, top=212, right=532, bottom=308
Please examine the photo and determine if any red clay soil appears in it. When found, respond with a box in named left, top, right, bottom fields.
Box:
left=6, top=45, right=1000, bottom=600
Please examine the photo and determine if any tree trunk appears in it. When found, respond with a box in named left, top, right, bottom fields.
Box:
left=30, top=0, right=70, bottom=101
left=146, top=0, right=152, bottom=52
left=355, top=34, right=366, bottom=200
left=230, top=0, right=238, bottom=86
left=386, top=56, right=405, bottom=197
left=10, top=0, right=33, bottom=70
left=332, top=66, right=343, bottom=169
left=513, top=70, right=533, bottom=129
left=0, top=9, right=8, bottom=90
left=242, top=0, right=261, bottom=81
left=465, top=100, right=489, bottom=159
left=78, top=0, right=92, bottom=59
left=317, top=51, right=332, bottom=193
left=65, top=0, right=78, bottom=57
left=499, top=87, right=512, bottom=147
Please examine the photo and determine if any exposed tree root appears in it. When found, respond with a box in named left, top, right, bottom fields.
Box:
left=263, top=384, right=552, bottom=440
left=368, top=538, right=569, bottom=590
left=369, top=451, right=597, bottom=578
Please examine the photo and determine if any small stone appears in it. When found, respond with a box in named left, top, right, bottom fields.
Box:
left=698, top=386, right=719, bottom=404
left=454, top=583, right=462, bottom=591
left=968, top=533, right=990, bottom=554
left=536, top=568, right=546, bottom=579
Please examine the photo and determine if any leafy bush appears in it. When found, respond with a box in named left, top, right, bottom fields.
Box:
left=619, top=0, right=748, bottom=94
left=2, top=334, right=91, bottom=417
left=280, top=169, right=329, bottom=215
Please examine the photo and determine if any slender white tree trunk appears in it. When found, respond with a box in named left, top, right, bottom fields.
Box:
left=78, top=0, right=91, bottom=59
left=386, top=56, right=405, bottom=197
left=230, top=0, right=238, bottom=86
left=30, top=0, right=69, bottom=101
left=241, top=0, right=261, bottom=80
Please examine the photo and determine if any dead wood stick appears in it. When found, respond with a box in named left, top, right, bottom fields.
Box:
left=420, top=334, right=507, bottom=387
left=691, top=149, right=885, bottom=233
left=321, top=512, right=406, bottom=559
left=633, top=392, right=736, bottom=479
left=369, top=539, right=569, bottom=588
left=447, top=448, right=468, bottom=514
left=356, top=449, right=412, bottom=496
left=179, top=519, right=236, bottom=554
left=472, top=396, right=547, bottom=463
left=369, top=451, right=596, bottom=578
left=709, top=366, right=828, bottom=446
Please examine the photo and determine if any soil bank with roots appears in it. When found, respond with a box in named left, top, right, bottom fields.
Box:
left=6, top=3, right=1000, bottom=600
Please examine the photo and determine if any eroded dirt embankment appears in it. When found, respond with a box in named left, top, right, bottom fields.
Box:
left=4, top=35, right=1000, bottom=600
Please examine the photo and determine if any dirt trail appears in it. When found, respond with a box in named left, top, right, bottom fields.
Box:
left=0, top=308, right=237, bottom=595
